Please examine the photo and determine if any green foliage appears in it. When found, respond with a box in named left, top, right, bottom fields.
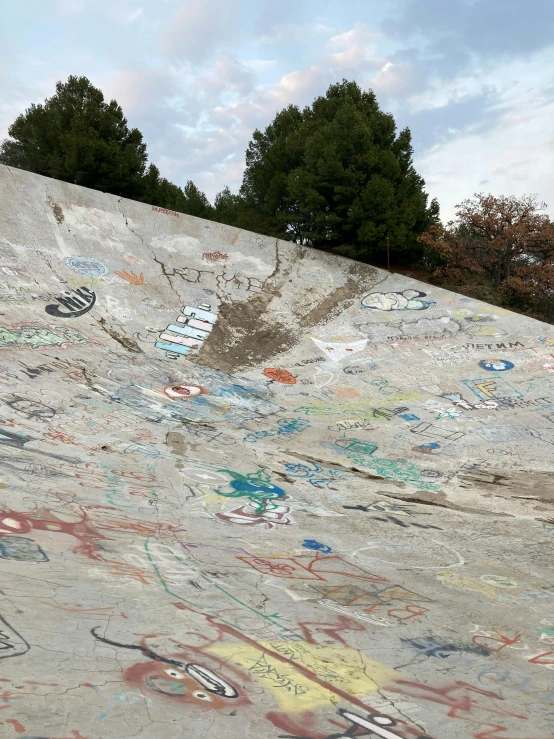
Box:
left=236, top=80, right=439, bottom=264
left=181, top=180, right=214, bottom=219
left=0, top=76, right=148, bottom=199
left=0, top=75, right=214, bottom=217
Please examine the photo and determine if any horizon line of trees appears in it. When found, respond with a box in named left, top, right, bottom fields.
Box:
left=1, top=75, right=553, bottom=322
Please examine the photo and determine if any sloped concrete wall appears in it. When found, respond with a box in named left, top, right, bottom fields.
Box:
left=0, top=163, right=553, bottom=739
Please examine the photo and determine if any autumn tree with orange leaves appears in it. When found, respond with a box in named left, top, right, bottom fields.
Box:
left=419, top=193, right=554, bottom=321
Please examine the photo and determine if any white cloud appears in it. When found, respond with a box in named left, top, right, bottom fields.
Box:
left=124, top=7, right=143, bottom=23
left=161, top=0, right=242, bottom=63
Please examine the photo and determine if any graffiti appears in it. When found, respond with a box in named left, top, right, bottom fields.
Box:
left=361, top=289, right=433, bottom=311
left=155, top=301, right=216, bottom=357
left=302, top=540, right=332, bottom=554
left=91, top=627, right=241, bottom=702
left=64, top=257, right=108, bottom=276
left=45, top=287, right=96, bottom=318
left=333, top=418, right=375, bottom=431
left=263, top=368, right=297, bottom=384
left=279, top=708, right=432, bottom=738
left=409, top=422, right=465, bottom=441
left=334, top=438, right=378, bottom=458
left=244, top=418, right=309, bottom=443
left=115, top=270, right=144, bottom=285
left=478, top=359, right=514, bottom=371
left=462, top=378, right=521, bottom=400
left=311, top=338, right=368, bottom=363
left=163, top=383, right=207, bottom=399
left=0, top=615, right=30, bottom=659
left=152, top=206, right=179, bottom=216
left=278, top=461, right=348, bottom=490
left=342, top=502, right=441, bottom=530
left=0, top=535, right=48, bottom=561
left=1, top=394, right=58, bottom=423
left=238, top=553, right=388, bottom=583
left=207, top=468, right=293, bottom=529
left=0, top=324, right=91, bottom=351
left=202, top=251, right=229, bottom=262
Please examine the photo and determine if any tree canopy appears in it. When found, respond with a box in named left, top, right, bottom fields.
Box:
left=0, top=76, right=148, bottom=199
left=233, top=80, right=439, bottom=265
left=0, top=75, right=215, bottom=215
left=420, top=193, right=554, bottom=321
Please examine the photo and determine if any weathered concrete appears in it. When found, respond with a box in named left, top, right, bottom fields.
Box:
left=0, top=162, right=553, bottom=739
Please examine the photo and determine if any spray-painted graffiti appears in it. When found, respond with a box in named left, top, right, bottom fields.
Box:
left=64, top=257, right=108, bottom=276
left=115, top=270, right=144, bottom=285
left=163, top=383, right=207, bottom=399
left=155, top=301, right=217, bottom=357
left=0, top=535, right=48, bottom=561
left=263, top=368, right=297, bottom=384
left=0, top=324, right=92, bottom=351
left=361, top=289, right=433, bottom=311
left=45, top=287, right=96, bottom=318
left=213, top=469, right=292, bottom=529
left=478, top=359, right=514, bottom=371
left=0, top=615, right=30, bottom=659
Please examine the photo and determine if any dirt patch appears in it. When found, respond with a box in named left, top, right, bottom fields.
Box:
left=46, top=195, right=64, bottom=225
left=196, top=257, right=379, bottom=372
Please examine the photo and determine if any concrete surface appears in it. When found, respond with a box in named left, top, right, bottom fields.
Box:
left=0, top=162, right=553, bottom=739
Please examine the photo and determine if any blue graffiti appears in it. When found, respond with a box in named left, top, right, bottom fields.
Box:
left=302, top=539, right=332, bottom=554
left=478, top=359, right=514, bottom=372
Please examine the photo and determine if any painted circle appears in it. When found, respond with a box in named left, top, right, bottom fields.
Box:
left=65, top=257, right=108, bottom=276
left=164, top=384, right=203, bottom=399
left=479, top=359, right=514, bottom=371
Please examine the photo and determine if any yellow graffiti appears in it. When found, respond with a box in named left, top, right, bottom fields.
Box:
left=207, top=640, right=397, bottom=712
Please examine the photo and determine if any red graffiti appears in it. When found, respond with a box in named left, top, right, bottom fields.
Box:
left=390, top=680, right=528, bottom=721
left=472, top=629, right=523, bottom=653
left=528, top=651, right=554, bottom=666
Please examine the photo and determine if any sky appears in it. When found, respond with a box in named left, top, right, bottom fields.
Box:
left=1, top=0, right=553, bottom=222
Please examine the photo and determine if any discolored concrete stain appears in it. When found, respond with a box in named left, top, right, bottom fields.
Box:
left=0, top=163, right=552, bottom=739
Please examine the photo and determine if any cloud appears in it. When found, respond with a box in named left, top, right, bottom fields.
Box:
left=383, top=0, right=554, bottom=64
left=124, top=7, right=143, bottom=23
left=257, top=22, right=335, bottom=47
left=161, top=0, right=244, bottom=64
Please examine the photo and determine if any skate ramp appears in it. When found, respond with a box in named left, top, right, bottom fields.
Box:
left=0, top=163, right=553, bottom=739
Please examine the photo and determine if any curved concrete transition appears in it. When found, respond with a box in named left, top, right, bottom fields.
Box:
left=0, top=163, right=554, bottom=739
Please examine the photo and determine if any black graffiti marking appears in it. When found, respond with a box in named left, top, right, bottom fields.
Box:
left=45, top=287, right=96, bottom=318
left=3, top=395, right=57, bottom=423
left=0, top=428, right=81, bottom=463
left=410, top=422, right=465, bottom=441
left=0, top=616, right=30, bottom=659
left=90, top=628, right=239, bottom=698
left=279, top=708, right=433, bottom=738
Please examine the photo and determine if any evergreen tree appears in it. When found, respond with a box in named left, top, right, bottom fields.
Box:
left=181, top=180, right=214, bottom=219
left=0, top=75, right=147, bottom=199
left=238, top=80, right=439, bottom=264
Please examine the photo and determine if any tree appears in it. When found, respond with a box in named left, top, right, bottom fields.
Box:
left=181, top=180, right=214, bottom=220
left=212, top=186, right=241, bottom=225
left=237, top=80, right=439, bottom=264
left=0, top=76, right=148, bottom=199
left=419, top=193, right=554, bottom=320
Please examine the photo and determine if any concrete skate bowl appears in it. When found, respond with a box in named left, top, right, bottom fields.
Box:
left=0, top=163, right=553, bottom=739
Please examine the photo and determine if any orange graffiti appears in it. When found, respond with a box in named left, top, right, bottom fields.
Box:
left=5, top=718, right=25, bottom=733
left=263, top=368, right=297, bottom=384
left=115, top=270, right=144, bottom=285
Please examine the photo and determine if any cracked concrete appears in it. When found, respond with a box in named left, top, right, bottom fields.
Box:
left=0, top=164, right=553, bottom=738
